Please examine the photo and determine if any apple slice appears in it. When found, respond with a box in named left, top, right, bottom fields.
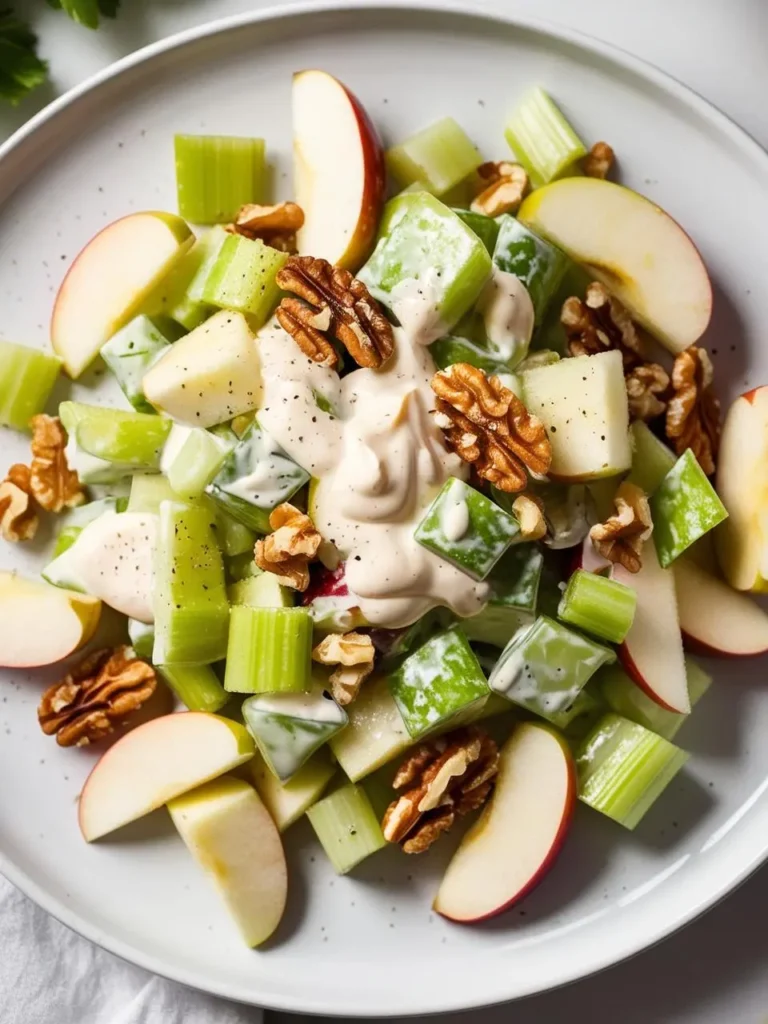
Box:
left=674, top=557, right=768, bottom=656
left=79, top=712, right=255, bottom=841
left=51, top=212, right=194, bottom=378
left=293, top=69, right=385, bottom=271
left=434, top=722, right=575, bottom=922
left=715, top=386, right=768, bottom=592
left=168, top=776, right=287, bottom=947
left=0, top=572, right=101, bottom=668
left=518, top=178, right=712, bottom=354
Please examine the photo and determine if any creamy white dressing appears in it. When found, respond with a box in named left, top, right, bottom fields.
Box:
left=477, top=267, right=535, bottom=368
left=246, top=689, right=346, bottom=723
left=440, top=486, right=470, bottom=543
left=387, top=269, right=447, bottom=346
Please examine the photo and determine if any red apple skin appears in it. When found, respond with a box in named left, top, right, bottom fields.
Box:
left=338, top=81, right=386, bottom=271
left=617, top=643, right=681, bottom=712
left=434, top=727, right=577, bottom=924
left=741, top=386, right=767, bottom=405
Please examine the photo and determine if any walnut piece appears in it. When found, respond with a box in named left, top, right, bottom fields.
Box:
left=512, top=493, right=547, bottom=541
left=276, top=255, right=394, bottom=370
left=589, top=481, right=653, bottom=573
left=37, top=646, right=156, bottom=747
left=583, top=141, right=615, bottom=179
left=29, top=414, right=85, bottom=512
left=253, top=502, right=322, bottom=592
left=431, top=363, right=551, bottom=493
left=626, top=363, right=671, bottom=421
left=382, top=726, right=499, bottom=854
left=229, top=201, right=305, bottom=254
left=0, top=464, right=39, bottom=541
left=470, top=161, right=529, bottom=217
left=666, top=346, right=721, bottom=476
left=312, top=631, right=375, bottom=705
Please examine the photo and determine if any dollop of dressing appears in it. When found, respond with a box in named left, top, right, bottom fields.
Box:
left=477, top=267, right=535, bottom=368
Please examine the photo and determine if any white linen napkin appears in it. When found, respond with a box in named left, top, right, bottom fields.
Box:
left=0, top=875, right=263, bottom=1024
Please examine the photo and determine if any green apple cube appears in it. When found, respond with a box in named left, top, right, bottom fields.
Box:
left=522, top=350, right=631, bottom=481
left=388, top=626, right=489, bottom=739
left=651, top=449, right=728, bottom=568
left=488, top=615, right=615, bottom=723
left=306, top=783, right=387, bottom=875
left=547, top=685, right=603, bottom=734
left=460, top=606, right=533, bottom=649
left=174, top=134, right=265, bottom=224
left=226, top=551, right=262, bottom=582
left=163, top=424, right=235, bottom=501
left=127, top=472, right=177, bottom=514
left=200, top=234, right=288, bottom=326
left=100, top=315, right=181, bottom=411
left=415, top=477, right=520, bottom=581
left=558, top=568, right=637, bottom=644
left=575, top=712, right=689, bottom=829
left=460, top=544, right=543, bottom=647
left=493, top=215, right=569, bottom=324
left=329, top=675, right=412, bottom=781
left=228, top=572, right=291, bottom=609
left=206, top=421, right=309, bottom=533
left=249, top=748, right=336, bottom=832
left=242, top=686, right=347, bottom=781
left=627, top=420, right=677, bottom=495
left=59, top=400, right=171, bottom=476
left=452, top=209, right=500, bottom=254
left=358, top=191, right=492, bottom=344
left=214, top=507, right=255, bottom=557
left=504, top=87, right=587, bottom=187
left=51, top=496, right=126, bottom=557
left=0, top=341, right=60, bottom=431
left=386, top=118, right=482, bottom=195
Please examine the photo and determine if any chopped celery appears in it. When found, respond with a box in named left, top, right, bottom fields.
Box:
left=185, top=226, right=229, bottom=304
left=226, top=551, right=262, bottom=582
left=153, top=500, right=230, bottom=665
left=59, top=401, right=171, bottom=472
left=145, top=237, right=214, bottom=331
left=306, top=783, right=387, bottom=875
left=429, top=334, right=510, bottom=375
left=224, top=606, right=312, bottom=694
left=200, top=235, right=287, bottom=326
left=100, top=315, right=181, bottom=411
left=386, top=118, right=482, bottom=195
left=461, top=544, right=543, bottom=647
left=651, top=449, right=728, bottom=568
left=493, top=215, right=569, bottom=324
left=547, top=685, right=603, bottom=735
left=128, top=617, right=155, bottom=659
left=0, top=341, right=60, bottom=430
left=156, top=663, right=228, bottom=713
left=127, top=472, right=177, bottom=514
left=164, top=425, right=235, bottom=501
left=558, top=568, right=636, bottom=644
left=214, top=508, right=255, bottom=557
left=228, top=572, right=291, bottom=609
left=504, top=87, right=587, bottom=187
left=174, top=134, right=266, bottom=224
left=51, top=496, right=126, bottom=557
left=330, top=675, right=411, bottom=781
left=59, top=401, right=129, bottom=485
left=451, top=209, right=500, bottom=254
left=460, top=605, right=532, bottom=649
left=575, top=712, right=689, bottom=829
left=249, top=749, right=336, bottom=831
left=627, top=420, right=676, bottom=495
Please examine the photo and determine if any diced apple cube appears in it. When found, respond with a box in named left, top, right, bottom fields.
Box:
left=329, top=675, right=411, bottom=781
left=651, top=449, right=728, bottom=567
left=493, top=215, right=569, bottom=324
left=249, top=748, right=336, bottom=832
left=386, top=117, right=482, bottom=195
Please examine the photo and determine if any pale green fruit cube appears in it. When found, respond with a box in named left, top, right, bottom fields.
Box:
left=651, top=449, right=728, bottom=567
left=627, top=420, right=676, bottom=495
left=386, top=118, right=482, bottom=195
left=493, top=215, right=569, bottom=324
left=460, top=544, right=542, bottom=647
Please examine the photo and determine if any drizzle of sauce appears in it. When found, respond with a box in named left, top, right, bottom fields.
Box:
left=477, top=267, right=535, bottom=367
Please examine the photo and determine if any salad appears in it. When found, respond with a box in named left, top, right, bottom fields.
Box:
left=1, top=69, right=767, bottom=945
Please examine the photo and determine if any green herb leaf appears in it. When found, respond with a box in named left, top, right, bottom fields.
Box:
left=46, top=0, right=120, bottom=29
left=0, top=10, right=48, bottom=105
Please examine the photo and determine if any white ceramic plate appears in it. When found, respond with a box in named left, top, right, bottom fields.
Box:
left=1, top=2, right=768, bottom=1015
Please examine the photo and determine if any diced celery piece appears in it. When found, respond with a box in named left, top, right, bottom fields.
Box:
left=59, top=401, right=128, bottom=485
left=128, top=617, right=155, bottom=659
left=243, top=685, right=347, bottom=781
left=164, top=424, right=235, bottom=501
left=0, top=341, right=60, bottom=430
left=228, top=572, right=291, bottom=609
left=201, top=235, right=287, bottom=326
left=51, top=496, right=126, bottom=557
left=100, top=316, right=180, bottom=411
left=330, top=675, right=411, bottom=781
left=60, top=401, right=171, bottom=473
left=127, top=472, right=178, bottom=514
left=558, top=568, right=636, bottom=644
left=429, top=334, right=510, bottom=375
left=595, top=658, right=711, bottom=742
left=214, top=508, right=255, bottom=557
left=651, top=449, right=728, bottom=568
left=627, top=421, right=677, bottom=495
left=174, top=134, right=266, bottom=224
left=386, top=118, right=482, bottom=195
left=415, top=477, right=520, bottom=581
left=575, top=712, right=689, bottom=829
left=489, top=615, right=615, bottom=723
left=206, top=421, right=309, bottom=533
left=531, top=260, right=590, bottom=355
left=157, top=663, right=228, bottom=713
left=546, top=685, right=604, bottom=737
left=249, top=748, right=336, bottom=831
left=369, top=608, right=452, bottom=669
left=493, top=215, right=569, bottom=324
left=460, top=605, right=533, bottom=648
left=504, top=87, right=587, bottom=187
left=306, top=783, right=387, bottom=875
left=358, top=192, right=492, bottom=344
left=153, top=500, right=230, bottom=665
left=224, top=606, right=312, bottom=694
left=145, top=237, right=215, bottom=331
left=451, top=209, right=500, bottom=254
left=388, top=626, right=489, bottom=739
left=184, top=226, right=229, bottom=304
left=226, top=551, right=262, bottom=582
left=460, top=544, right=543, bottom=646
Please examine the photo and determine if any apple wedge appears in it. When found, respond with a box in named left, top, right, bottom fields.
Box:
left=51, top=212, right=194, bottom=378
left=79, top=712, right=255, bottom=841
left=168, top=777, right=287, bottom=947
left=716, top=386, right=768, bottom=592
left=674, top=557, right=768, bottom=656
left=518, top=178, right=712, bottom=354
left=293, top=69, right=385, bottom=271
left=0, top=572, right=101, bottom=668
left=434, top=722, right=575, bottom=922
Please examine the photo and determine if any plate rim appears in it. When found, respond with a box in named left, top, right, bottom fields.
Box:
left=2, top=0, right=768, bottom=1014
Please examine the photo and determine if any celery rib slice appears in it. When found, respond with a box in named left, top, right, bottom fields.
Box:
left=306, top=783, right=387, bottom=875
left=174, top=135, right=266, bottom=224
left=157, top=663, right=228, bottom=713
left=224, top=606, right=312, bottom=694
left=0, top=341, right=60, bottom=431
left=558, top=568, right=636, bottom=644
left=505, top=87, right=587, bottom=187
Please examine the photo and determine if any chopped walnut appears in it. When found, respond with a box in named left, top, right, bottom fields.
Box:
left=589, top=481, right=653, bottom=573
left=470, top=161, right=529, bottom=217
left=382, top=726, right=498, bottom=854
left=276, top=255, right=395, bottom=370
left=37, top=646, right=156, bottom=747
left=512, top=493, right=547, bottom=541
left=0, top=464, right=39, bottom=541
left=228, top=201, right=305, bottom=254
left=29, top=414, right=84, bottom=512
left=431, top=363, right=551, bottom=493
left=626, top=363, right=670, bottom=421
left=583, top=141, right=615, bottom=179
left=666, top=346, right=721, bottom=476
left=312, top=631, right=375, bottom=705
left=561, top=283, right=645, bottom=367
left=253, top=502, right=322, bottom=592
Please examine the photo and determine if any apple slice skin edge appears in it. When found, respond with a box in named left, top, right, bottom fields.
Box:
left=341, top=82, right=386, bottom=271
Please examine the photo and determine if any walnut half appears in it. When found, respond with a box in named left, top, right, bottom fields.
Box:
left=589, top=481, right=652, bottom=573
left=666, top=346, right=721, bottom=475
left=312, top=631, right=375, bottom=705
left=29, top=414, right=85, bottom=512
left=253, top=503, right=322, bottom=592
left=470, top=161, right=529, bottom=218
left=0, top=464, right=39, bottom=541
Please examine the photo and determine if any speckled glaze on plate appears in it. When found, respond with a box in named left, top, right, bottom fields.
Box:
left=1, top=2, right=768, bottom=1015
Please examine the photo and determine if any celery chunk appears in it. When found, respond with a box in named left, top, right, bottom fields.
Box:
left=306, top=783, right=387, bottom=875
left=127, top=472, right=177, bottom=514
left=201, top=235, right=287, bottom=326
left=214, top=507, right=255, bottom=557
left=651, top=449, right=728, bottom=568
left=627, top=420, right=676, bottom=495
left=386, top=118, right=482, bottom=195
left=429, top=335, right=510, bottom=375
left=452, top=209, right=500, bottom=254
left=174, top=135, right=265, bottom=224
left=558, top=568, right=636, bottom=644
left=460, top=545, right=542, bottom=646
left=493, top=215, right=569, bottom=324
left=100, top=315, right=181, bottom=411
left=0, top=341, right=60, bottom=430
left=157, top=663, right=228, bottom=713
left=228, top=572, right=290, bottom=609
left=504, top=87, right=587, bottom=187
left=224, top=606, right=312, bottom=694
left=249, top=749, right=336, bottom=831
left=163, top=424, right=235, bottom=501
left=59, top=401, right=171, bottom=473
